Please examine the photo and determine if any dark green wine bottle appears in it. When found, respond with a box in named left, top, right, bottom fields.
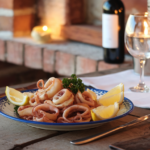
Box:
left=102, top=0, right=125, bottom=64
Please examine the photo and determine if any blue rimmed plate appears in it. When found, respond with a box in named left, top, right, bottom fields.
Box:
left=0, top=88, right=134, bottom=131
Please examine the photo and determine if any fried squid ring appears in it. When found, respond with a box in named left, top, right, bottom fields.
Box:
left=18, top=105, right=33, bottom=120
left=29, top=93, right=41, bottom=106
left=75, top=91, right=95, bottom=107
left=57, top=104, right=91, bottom=123
left=36, top=77, right=63, bottom=100
left=51, top=89, right=74, bottom=109
left=35, top=90, right=49, bottom=102
left=37, top=79, right=44, bottom=89
left=53, top=89, right=73, bottom=104
left=45, top=94, right=74, bottom=109
left=32, top=104, right=59, bottom=123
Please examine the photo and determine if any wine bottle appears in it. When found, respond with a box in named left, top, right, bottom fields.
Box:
left=102, top=0, right=125, bottom=64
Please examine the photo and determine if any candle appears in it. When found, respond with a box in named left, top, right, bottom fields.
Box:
left=31, top=26, right=51, bottom=43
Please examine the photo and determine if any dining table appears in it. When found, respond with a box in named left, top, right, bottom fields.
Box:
left=1, top=66, right=150, bottom=150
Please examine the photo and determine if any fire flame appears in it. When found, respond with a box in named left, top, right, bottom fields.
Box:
left=43, top=26, right=48, bottom=31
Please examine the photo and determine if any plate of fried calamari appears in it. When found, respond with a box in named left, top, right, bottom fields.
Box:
left=0, top=75, right=134, bottom=131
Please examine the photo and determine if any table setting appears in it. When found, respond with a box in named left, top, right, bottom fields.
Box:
left=1, top=15, right=150, bottom=148
left=0, top=68, right=150, bottom=150
left=0, top=65, right=150, bottom=150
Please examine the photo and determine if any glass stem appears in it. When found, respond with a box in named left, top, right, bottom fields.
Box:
left=139, top=58, right=146, bottom=85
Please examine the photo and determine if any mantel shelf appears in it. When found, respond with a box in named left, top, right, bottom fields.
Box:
left=0, top=36, right=133, bottom=76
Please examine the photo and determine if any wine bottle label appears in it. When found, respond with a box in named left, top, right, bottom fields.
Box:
left=102, top=14, right=119, bottom=48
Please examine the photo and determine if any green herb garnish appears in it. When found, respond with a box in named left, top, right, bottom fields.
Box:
left=62, top=74, right=85, bottom=94
left=14, top=105, right=19, bottom=114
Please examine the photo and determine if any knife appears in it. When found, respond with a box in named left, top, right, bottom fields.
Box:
left=70, top=114, right=150, bottom=145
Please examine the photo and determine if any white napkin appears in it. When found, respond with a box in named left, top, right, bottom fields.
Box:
left=81, top=69, right=150, bottom=108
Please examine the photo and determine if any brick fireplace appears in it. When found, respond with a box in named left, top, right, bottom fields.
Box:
left=0, top=0, right=147, bottom=81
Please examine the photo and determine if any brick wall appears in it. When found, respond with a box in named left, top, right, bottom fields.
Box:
left=0, top=0, right=135, bottom=77
left=122, top=0, right=147, bottom=21
left=37, top=0, right=67, bottom=39
left=0, top=37, right=133, bottom=76
left=0, top=0, right=146, bottom=37
left=36, top=0, right=86, bottom=39
left=35, top=0, right=148, bottom=26
left=36, top=0, right=147, bottom=40
left=0, top=0, right=36, bottom=37
left=87, top=0, right=147, bottom=25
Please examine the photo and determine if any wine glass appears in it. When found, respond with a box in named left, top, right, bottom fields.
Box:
left=125, top=13, right=150, bottom=93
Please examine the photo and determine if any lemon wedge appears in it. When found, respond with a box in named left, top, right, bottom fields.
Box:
left=5, top=86, right=29, bottom=106
left=100, top=83, right=124, bottom=100
left=91, top=110, right=100, bottom=121
left=116, top=104, right=127, bottom=116
left=92, top=102, right=119, bottom=120
left=98, top=92, right=124, bottom=106
left=87, top=89, right=97, bottom=100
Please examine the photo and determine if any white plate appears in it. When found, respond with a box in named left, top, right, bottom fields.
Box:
left=0, top=88, right=134, bottom=131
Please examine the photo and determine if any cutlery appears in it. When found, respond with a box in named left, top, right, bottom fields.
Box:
left=70, top=114, right=150, bottom=145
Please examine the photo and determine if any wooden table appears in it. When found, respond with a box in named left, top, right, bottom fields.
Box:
left=1, top=66, right=150, bottom=150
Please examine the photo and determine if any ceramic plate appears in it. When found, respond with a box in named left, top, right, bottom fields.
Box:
left=0, top=88, right=134, bottom=131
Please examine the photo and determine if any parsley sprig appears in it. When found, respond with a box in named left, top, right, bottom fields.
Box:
left=62, top=74, right=85, bottom=94
left=14, top=105, right=19, bottom=114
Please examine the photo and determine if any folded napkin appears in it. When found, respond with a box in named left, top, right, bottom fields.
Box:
left=81, top=69, right=150, bottom=108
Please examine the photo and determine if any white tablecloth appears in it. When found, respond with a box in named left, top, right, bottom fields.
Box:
left=81, top=69, right=150, bottom=108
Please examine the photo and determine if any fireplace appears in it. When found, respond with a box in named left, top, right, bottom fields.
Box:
left=0, top=0, right=147, bottom=42
left=0, top=0, right=146, bottom=77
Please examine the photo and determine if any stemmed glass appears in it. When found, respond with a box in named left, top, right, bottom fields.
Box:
left=125, top=13, right=150, bottom=93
